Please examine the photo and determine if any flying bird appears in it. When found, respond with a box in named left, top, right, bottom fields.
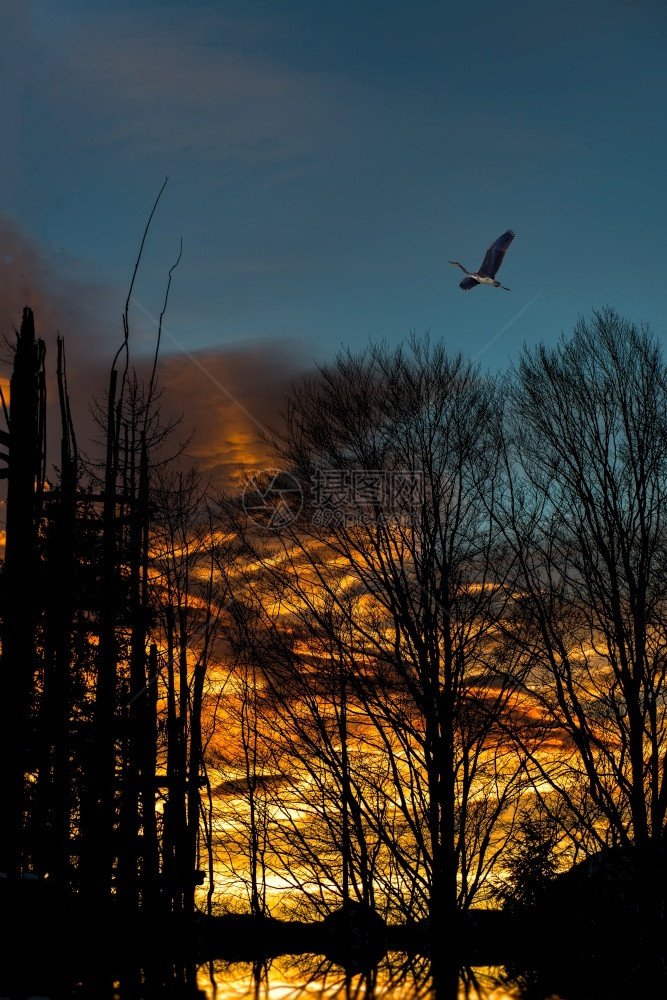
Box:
left=449, top=229, right=515, bottom=291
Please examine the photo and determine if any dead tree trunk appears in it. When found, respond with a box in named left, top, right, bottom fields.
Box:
left=34, top=336, right=78, bottom=888
left=83, top=367, right=121, bottom=901
left=0, top=306, right=46, bottom=879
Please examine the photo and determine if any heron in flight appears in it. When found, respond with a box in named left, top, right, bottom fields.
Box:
left=449, top=229, right=515, bottom=291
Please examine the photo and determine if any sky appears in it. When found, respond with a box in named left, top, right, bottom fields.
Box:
left=1, top=0, right=667, bottom=482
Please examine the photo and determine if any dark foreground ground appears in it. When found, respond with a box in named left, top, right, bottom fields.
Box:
left=2, top=869, right=667, bottom=999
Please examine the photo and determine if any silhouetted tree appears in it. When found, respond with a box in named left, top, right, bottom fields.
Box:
left=149, top=464, right=223, bottom=913
left=493, top=805, right=560, bottom=914
left=0, top=308, right=46, bottom=879
left=495, top=307, right=667, bottom=925
left=221, top=335, right=528, bottom=942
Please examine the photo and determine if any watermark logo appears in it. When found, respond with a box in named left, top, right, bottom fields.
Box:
left=243, top=468, right=424, bottom=532
left=242, top=470, right=304, bottom=529
left=311, top=469, right=423, bottom=510
left=312, top=470, right=423, bottom=529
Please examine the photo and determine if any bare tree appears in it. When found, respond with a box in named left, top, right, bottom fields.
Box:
left=495, top=308, right=667, bottom=912
left=214, top=616, right=272, bottom=919
left=229, top=587, right=391, bottom=920
left=149, top=464, right=224, bottom=913
left=221, top=335, right=527, bottom=944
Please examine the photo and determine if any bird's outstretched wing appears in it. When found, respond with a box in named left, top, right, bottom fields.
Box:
left=460, top=276, right=480, bottom=291
left=478, top=229, right=515, bottom=278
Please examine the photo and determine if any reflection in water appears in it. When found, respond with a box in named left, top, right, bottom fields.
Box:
left=197, top=952, right=667, bottom=1000
left=198, top=955, right=525, bottom=1000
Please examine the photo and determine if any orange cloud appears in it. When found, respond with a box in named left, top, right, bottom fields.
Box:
left=158, top=340, right=315, bottom=488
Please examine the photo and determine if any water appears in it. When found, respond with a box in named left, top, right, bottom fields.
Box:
left=196, top=955, right=664, bottom=1000
left=198, top=957, right=520, bottom=999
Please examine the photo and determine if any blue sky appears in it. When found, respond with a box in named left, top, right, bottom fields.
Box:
left=2, top=0, right=667, bottom=476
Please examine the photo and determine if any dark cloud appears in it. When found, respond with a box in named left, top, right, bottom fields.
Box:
left=0, top=213, right=312, bottom=486
left=0, top=213, right=125, bottom=467
left=0, top=214, right=109, bottom=345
